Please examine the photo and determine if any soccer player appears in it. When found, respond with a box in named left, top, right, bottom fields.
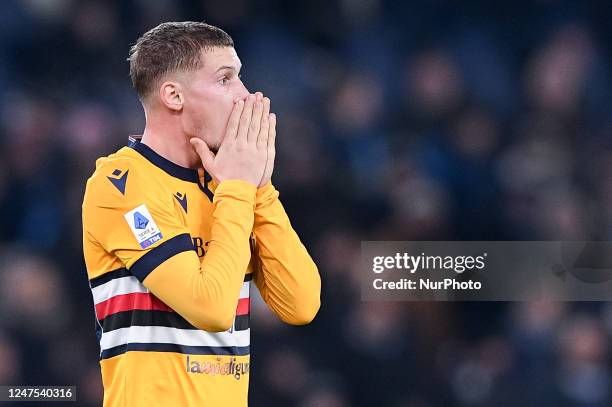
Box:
left=81, top=22, right=321, bottom=406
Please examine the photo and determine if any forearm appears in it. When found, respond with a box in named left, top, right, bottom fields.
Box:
left=253, top=183, right=321, bottom=324
left=142, top=180, right=256, bottom=331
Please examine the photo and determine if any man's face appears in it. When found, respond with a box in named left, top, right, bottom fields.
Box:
left=181, top=46, right=249, bottom=151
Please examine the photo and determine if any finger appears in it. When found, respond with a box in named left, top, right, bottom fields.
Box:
left=261, top=113, right=276, bottom=186
left=224, top=99, right=244, bottom=144
left=236, top=94, right=255, bottom=143
left=268, top=113, right=277, bottom=153
left=249, top=97, right=264, bottom=144
left=189, top=138, right=215, bottom=174
left=257, top=97, right=270, bottom=150
left=262, top=96, right=270, bottom=121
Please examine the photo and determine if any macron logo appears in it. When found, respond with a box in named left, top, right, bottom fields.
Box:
left=107, top=169, right=129, bottom=195
left=174, top=192, right=188, bottom=213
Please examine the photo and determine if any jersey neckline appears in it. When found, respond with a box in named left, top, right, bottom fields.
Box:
left=129, top=140, right=200, bottom=183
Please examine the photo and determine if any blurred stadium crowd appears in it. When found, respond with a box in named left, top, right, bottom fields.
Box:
left=0, top=0, right=611, bottom=406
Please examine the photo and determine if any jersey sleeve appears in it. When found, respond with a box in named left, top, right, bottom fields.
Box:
left=251, top=183, right=321, bottom=325
left=143, top=180, right=257, bottom=331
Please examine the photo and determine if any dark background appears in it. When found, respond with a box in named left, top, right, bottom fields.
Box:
left=0, top=1, right=611, bottom=406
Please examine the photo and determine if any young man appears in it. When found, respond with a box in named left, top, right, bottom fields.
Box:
left=81, top=22, right=321, bottom=406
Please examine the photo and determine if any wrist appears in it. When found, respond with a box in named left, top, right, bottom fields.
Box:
left=257, top=180, right=272, bottom=190
left=255, top=182, right=278, bottom=208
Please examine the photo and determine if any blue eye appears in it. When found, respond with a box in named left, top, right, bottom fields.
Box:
left=220, top=77, right=229, bottom=85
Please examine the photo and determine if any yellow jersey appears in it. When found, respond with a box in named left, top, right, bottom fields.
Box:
left=82, top=138, right=320, bottom=406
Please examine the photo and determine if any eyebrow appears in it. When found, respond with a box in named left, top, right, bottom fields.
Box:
left=214, top=65, right=242, bottom=74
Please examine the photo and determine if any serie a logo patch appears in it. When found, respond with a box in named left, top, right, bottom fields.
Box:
left=123, top=204, right=163, bottom=249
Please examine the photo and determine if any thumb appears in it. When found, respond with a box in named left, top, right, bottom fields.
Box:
left=190, top=138, right=215, bottom=174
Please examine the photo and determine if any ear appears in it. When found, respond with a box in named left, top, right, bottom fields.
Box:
left=159, top=81, right=184, bottom=111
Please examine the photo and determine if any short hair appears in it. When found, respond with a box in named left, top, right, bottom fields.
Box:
left=128, top=21, right=234, bottom=101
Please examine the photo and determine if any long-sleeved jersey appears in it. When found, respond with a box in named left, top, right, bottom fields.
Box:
left=81, top=138, right=320, bottom=406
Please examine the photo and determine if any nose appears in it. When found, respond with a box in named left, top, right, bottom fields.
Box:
left=236, top=81, right=249, bottom=100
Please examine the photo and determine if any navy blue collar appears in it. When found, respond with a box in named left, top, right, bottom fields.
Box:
left=129, top=140, right=200, bottom=183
